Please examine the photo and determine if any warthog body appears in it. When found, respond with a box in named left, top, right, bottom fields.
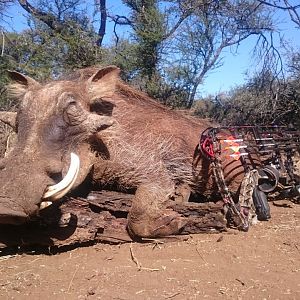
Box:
left=0, top=66, right=251, bottom=237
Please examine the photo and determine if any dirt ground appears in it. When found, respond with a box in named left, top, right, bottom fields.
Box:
left=0, top=201, right=299, bottom=300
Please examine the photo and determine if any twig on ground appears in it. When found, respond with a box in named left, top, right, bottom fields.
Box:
left=163, top=292, right=181, bottom=299
left=67, top=265, right=79, bottom=293
left=140, top=267, right=160, bottom=271
left=129, top=243, right=161, bottom=271
left=195, top=246, right=207, bottom=264
left=130, top=243, right=142, bottom=271
left=216, top=236, right=224, bottom=242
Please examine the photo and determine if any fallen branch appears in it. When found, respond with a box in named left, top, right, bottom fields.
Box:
left=0, top=190, right=227, bottom=251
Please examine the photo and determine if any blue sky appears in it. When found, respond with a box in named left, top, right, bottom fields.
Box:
left=200, top=18, right=300, bottom=97
left=2, top=0, right=300, bottom=97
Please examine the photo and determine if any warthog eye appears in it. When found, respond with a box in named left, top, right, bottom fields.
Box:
left=43, top=116, right=67, bottom=144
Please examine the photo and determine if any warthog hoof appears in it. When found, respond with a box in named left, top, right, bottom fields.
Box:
left=128, top=208, right=187, bottom=238
left=127, top=184, right=188, bottom=238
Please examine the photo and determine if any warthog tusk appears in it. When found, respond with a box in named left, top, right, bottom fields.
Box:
left=42, top=152, right=80, bottom=200
left=39, top=201, right=53, bottom=210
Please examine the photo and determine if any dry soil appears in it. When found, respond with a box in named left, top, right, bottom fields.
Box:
left=0, top=201, right=299, bottom=300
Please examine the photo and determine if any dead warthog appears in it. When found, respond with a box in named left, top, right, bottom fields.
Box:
left=0, top=66, right=249, bottom=237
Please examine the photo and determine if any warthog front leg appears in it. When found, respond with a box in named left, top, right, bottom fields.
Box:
left=127, top=184, right=188, bottom=238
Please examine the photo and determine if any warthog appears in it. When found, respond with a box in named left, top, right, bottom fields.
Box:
left=0, top=66, right=250, bottom=237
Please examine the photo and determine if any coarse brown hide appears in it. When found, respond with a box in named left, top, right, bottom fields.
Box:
left=0, top=66, right=253, bottom=237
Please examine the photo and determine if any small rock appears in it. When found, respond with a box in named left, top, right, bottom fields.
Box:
left=87, top=287, right=96, bottom=296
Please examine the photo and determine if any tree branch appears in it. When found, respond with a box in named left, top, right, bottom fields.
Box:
left=108, top=14, right=133, bottom=26
left=257, top=0, right=300, bottom=11
left=17, top=0, right=64, bottom=32
left=258, top=0, right=300, bottom=27
left=163, top=10, right=191, bottom=40
left=108, top=13, right=135, bottom=47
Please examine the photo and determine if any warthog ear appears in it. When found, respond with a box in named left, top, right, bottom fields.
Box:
left=0, top=111, right=17, bottom=129
left=7, top=71, right=40, bottom=99
left=7, top=71, right=39, bottom=86
left=88, top=66, right=120, bottom=99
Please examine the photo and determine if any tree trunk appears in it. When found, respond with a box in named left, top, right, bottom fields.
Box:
left=96, top=0, right=107, bottom=47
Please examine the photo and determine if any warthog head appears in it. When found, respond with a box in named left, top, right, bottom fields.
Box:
left=0, top=66, right=120, bottom=224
